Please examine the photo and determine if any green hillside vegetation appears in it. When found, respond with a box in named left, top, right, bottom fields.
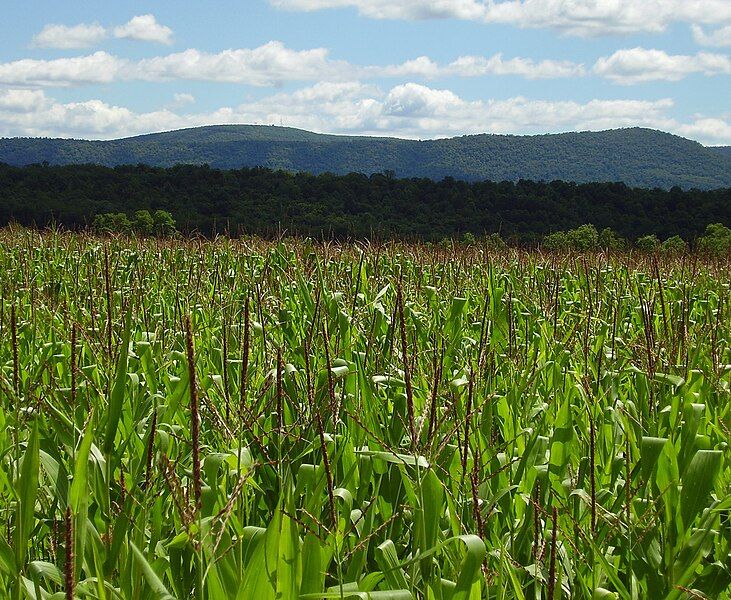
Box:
left=1, top=163, right=730, bottom=242
left=2, top=126, right=731, bottom=189
left=711, top=146, right=731, bottom=159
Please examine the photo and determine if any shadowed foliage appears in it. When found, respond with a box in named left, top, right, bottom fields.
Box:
left=0, top=162, right=729, bottom=242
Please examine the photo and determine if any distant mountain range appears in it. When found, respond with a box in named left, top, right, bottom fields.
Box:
left=2, top=125, right=731, bottom=189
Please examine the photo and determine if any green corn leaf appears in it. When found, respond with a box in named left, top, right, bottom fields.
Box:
left=680, top=450, right=722, bottom=529
left=640, top=437, right=667, bottom=481
left=103, top=309, right=131, bottom=455
left=130, top=542, right=175, bottom=599
left=14, top=419, right=39, bottom=570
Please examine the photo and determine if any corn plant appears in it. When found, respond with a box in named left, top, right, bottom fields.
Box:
left=0, top=227, right=729, bottom=599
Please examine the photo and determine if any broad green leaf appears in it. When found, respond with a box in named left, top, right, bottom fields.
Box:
left=680, top=450, right=722, bottom=529
left=103, top=309, right=132, bottom=455
left=130, top=542, right=175, bottom=599
left=14, top=420, right=39, bottom=570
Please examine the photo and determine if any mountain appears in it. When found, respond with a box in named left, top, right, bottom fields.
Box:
left=2, top=125, right=731, bottom=189
left=711, top=146, right=731, bottom=159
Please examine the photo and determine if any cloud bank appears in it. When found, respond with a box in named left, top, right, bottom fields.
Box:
left=6, top=42, right=731, bottom=88
left=1, top=83, right=729, bottom=145
left=270, top=0, right=731, bottom=37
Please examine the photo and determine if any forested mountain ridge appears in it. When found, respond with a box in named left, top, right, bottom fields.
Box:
left=2, top=126, right=731, bottom=190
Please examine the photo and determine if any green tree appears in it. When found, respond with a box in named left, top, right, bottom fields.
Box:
left=153, top=210, right=177, bottom=237
left=543, top=231, right=569, bottom=250
left=599, top=227, right=627, bottom=251
left=92, top=212, right=131, bottom=234
left=636, top=234, right=660, bottom=252
left=484, top=232, right=507, bottom=250
left=462, top=232, right=477, bottom=246
left=133, top=210, right=154, bottom=236
left=661, top=235, right=687, bottom=254
left=698, top=223, right=731, bottom=255
left=566, top=224, right=599, bottom=251
left=91, top=213, right=111, bottom=233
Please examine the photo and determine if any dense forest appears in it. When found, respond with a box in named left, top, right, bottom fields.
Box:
left=3, top=125, right=731, bottom=190
left=1, top=162, right=729, bottom=242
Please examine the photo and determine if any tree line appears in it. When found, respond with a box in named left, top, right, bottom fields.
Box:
left=0, top=162, right=729, bottom=244
left=539, top=223, right=730, bottom=254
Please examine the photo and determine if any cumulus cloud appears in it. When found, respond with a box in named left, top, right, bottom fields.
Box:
left=372, top=84, right=677, bottom=136
left=692, top=25, right=731, bottom=48
left=270, top=0, right=488, bottom=20
left=31, top=23, right=107, bottom=49
left=376, top=54, right=584, bottom=79
left=133, top=45, right=585, bottom=83
left=3, top=83, right=728, bottom=145
left=677, top=118, right=731, bottom=144
left=270, top=0, right=731, bottom=37
left=594, top=48, right=731, bottom=84
left=29, top=15, right=173, bottom=49
left=113, top=15, right=174, bottom=45
left=172, top=93, right=196, bottom=106
left=0, top=52, right=126, bottom=87
left=445, top=54, right=584, bottom=78
left=0, top=89, right=50, bottom=113
left=0, top=42, right=584, bottom=88
left=134, top=42, right=350, bottom=85
left=480, top=0, right=731, bottom=36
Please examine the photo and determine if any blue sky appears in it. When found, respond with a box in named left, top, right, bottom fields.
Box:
left=1, top=0, right=730, bottom=143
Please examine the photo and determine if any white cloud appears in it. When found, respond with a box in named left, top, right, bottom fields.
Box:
left=383, top=83, right=463, bottom=117
left=376, top=54, right=584, bottom=79
left=135, top=45, right=584, bottom=83
left=270, top=0, right=731, bottom=37
left=0, top=42, right=584, bottom=88
left=677, top=118, right=731, bottom=144
left=134, top=42, right=350, bottom=85
left=378, top=56, right=441, bottom=78
left=4, top=83, right=728, bottom=145
left=0, top=89, right=186, bottom=138
left=0, top=52, right=126, bottom=87
left=113, top=15, right=174, bottom=45
left=0, top=89, right=50, bottom=113
left=370, top=84, right=677, bottom=136
left=31, top=23, right=107, bottom=49
left=692, top=25, right=731, bottom=48
left=29, top=15, right=173, bottom=50
left=594, top=48, right=731, bottom=84
left=445, top=54, right=584, bottom=78
left=270, top=0, right=487, bottom=20
left=172, top=93, right=196, bottom=106
left=480, top=0, right=731, bottom=36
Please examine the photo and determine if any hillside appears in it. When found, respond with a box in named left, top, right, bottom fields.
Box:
left=2, top=125, right=731, bottom=189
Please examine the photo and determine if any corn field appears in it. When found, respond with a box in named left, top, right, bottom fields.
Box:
left=0, top=228, right=729, bottom=599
